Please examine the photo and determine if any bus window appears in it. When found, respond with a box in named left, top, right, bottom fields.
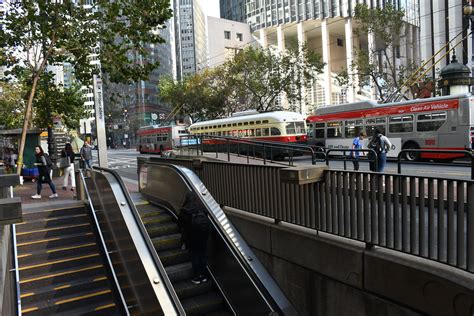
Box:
left=255, top=129, right=262, bottom=136
left=286, top=123, right=296, bottom=134
left=327, top=121, right=342, bottom=138
left=271, top=127, right=281, bottom=136
left=417, top=112, right=447, bottom=132
left=389, top=115, right=414, bottom=133
left=345, top=120, right=363, bottom=138
left=262, top=128, right=270, bottom=136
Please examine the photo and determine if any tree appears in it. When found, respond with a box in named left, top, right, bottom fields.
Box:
left=0, top=82, right=25, bottom=129
left=0, top=0, right=172, bottom=173
left=345, top=4, right=434, bottom=102
left=224, top=45, right=324, bottom=112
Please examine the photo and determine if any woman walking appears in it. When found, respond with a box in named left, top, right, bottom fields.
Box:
left=60, top=143, right=76, bottom=191
left=32, top=146, right=58, bottom=199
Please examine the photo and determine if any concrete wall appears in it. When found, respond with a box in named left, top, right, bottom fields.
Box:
left=225, top=207, right=474, bottom=316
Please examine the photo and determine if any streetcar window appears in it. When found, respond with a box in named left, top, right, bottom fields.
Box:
left=315, top=123, right=325, bottom=128
left=232, top=123, right=237, bottom=126
left=243, top=122, right=248, bottom=126
left=271, top=127, right=281, bottom=136
left=255, top=129, right=262, bottom=136
left=178, top=130, right=186, bottom=134
left=238, top=122, right=243, bottom=126
left=227, top=124, right=231, bottom=127
left=249, top=121, right=254, bottom=125
left=218, top=125, right=222, bottom=128
left=389, top=115, right=413, bottom=133
left=295, top=122, right=305, bottom=134
left=315, top=129, right=325, bottom=138
left=262, top=128, right=270, bottom=136
left=417, top=112, right=447, bottom=132
left=327, top=121, right=342, bottom=138
left=286, top=123, right=296, bottom=135
left=213, top=125, right=217, bottom=128
left=248, top=129, right=254, bottom=136
left=256, top=120, right=261, bottom=124
left=262, top=120, right=269, bottom=124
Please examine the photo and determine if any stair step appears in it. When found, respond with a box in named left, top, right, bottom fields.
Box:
left=151, top=233, right=182, bottom=251
left=21, top=287, right=116, bottom=315
left=18, top=242, right=98, bottom=267
left=16, top=232, right=97, bottom=253
left=158, top=248, right=190, bottom=267
left=173, top=279, right=214, bottom=300
left=181, top=292, right=226, bottom=316
left=19, top=253, right=102, bottom=279
left=140, top=208, right=169, bottom=218
left=165, top=262, right=193, bottom=283
left=16, top=223, right=93, bottom=243
left=19, top=263, right=106, bottom=292
left=22, top=207, right=85, bottom=222
left=16, top=214, right=90, bottom=233
left=142, top=213, right=174, bottom=226
left=20, top=274, right=109, bottom=306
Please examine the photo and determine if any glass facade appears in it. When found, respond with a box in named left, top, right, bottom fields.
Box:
left=220, top=0, right=246, bottom=22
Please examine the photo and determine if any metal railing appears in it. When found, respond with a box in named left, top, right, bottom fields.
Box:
left=397, top=149, right=474, bottom=180
left=179, top=134, right=324, bottom=166
left=155, top=158, right=474, bottom=273
left=325, top=149, right=379, bottom=172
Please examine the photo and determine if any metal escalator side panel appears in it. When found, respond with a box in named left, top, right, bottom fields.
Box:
left=139, top=162, right=297, bottom=315
left=86, top=170, right=180, bottom=316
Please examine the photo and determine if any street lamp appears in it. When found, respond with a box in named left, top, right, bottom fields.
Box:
left=464, top=1, right=474, bottom=92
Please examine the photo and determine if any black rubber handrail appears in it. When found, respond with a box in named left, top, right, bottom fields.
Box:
left=91, top=166, right=186, bottom=315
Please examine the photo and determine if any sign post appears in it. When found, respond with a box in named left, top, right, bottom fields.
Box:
left=93, top=75, right=108, bottom=167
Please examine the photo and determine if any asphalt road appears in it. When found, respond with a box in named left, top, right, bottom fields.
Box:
left=101, top=148, right=473, bottom=181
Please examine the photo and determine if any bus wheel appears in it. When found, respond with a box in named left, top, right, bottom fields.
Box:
left=403, top=142, right=420, bottom=161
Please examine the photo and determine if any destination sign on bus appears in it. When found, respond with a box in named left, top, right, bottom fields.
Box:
left=308, top=99, right=459, bottom=122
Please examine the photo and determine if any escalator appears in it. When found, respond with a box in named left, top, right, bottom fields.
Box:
left=14, top=204, right=122, bottom=315
left=136, top=202, right=232, bottom=315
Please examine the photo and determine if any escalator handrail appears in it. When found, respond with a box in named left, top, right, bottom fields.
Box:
left=79, top=170, right=130, bottom=315
left=91, top=166, right=185, bottom=315
left=11, top=224, right=21, bottom=316
left=139, top=161, right=290, bottom=315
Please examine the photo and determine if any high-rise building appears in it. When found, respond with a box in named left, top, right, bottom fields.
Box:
left=174, top=0, right=207, bottom=79
left=419, top=0, right=470, bottom=81
left=220, top=0, right=246, bottom=23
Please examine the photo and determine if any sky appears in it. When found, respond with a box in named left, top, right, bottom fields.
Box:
left=197, top=0, right=220, bottom=18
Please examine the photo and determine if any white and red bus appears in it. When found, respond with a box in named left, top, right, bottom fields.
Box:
left=137, top=123, right=188, bottom=154
left=188, top=110, right=307, bottom=143
left=306, top=93, right=474, bottom=161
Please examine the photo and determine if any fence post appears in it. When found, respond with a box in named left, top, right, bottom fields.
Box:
left=471, top=153, right=474, bottom=180
left=343, top=150, right=347, bottom=170
left=263, top=143, right=266, bottom=165
left=227, top=138, right=230, bottom=162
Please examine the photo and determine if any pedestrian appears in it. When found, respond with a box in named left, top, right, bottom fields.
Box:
left=368, top=128, right=392, bottom=172
left=32, top=146, right=58, bottom=199
left=178, top=191, right=211, bottom=285
left=60, top=143, right=76, bottom=191
left=10, top=148, right=18, bottom=174
left=351, top=132, right=366, bottom=171
left=80, top=141, right=92, bottom=169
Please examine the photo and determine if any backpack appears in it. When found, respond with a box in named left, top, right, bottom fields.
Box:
left=191, top=211, right=210, bottom=233
left=369, top=136, right=383, bottom=154
left=43, top=153, right=53, bottom=167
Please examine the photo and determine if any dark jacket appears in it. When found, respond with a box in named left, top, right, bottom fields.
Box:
left=61, top=150, right=75, bottom=163
left=178, top=192, right=210, bottom=248
left=36, top=154, right=51, bottom=180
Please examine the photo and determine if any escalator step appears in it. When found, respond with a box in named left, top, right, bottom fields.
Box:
left=145, top=222, right=180, bottom=238
left=173, top=279, right=214, bottom=299
left=181, top=292, right=226, bottom=316
left=158, top=248, right=190, bottom=266
left=151, top=233, right=182, bottom=251
left=142, top=213, right=174, bottom=226
left=22, top=206, right=85, bottom=222
left=165, top=262, right=193, bottom=283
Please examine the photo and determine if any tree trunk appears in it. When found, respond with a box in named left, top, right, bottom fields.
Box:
left=16, top=74, right=40, bottom=175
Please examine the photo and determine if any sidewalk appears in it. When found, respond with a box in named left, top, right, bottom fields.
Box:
left=14, top=176, right=76, bottom=205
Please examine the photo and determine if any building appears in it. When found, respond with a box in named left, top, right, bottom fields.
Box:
left=174, top=0, right=207, bottom=78
left=419, top=0, right=470, bottom=82
left=206, top=16, right=254, bottom=68
left=220, top=0, right=246, bottom=23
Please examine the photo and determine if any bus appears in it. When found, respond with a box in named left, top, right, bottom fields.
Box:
left=306, top=93, right=474, bottom=161
left=188, top=110, right=308, bottom=158
left=137, top=123, right=188, bottom=154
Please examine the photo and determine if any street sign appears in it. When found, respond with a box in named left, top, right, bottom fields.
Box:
left=93, top=74, right=108, bottom=167
left=151, top=113, right=158, bottom=121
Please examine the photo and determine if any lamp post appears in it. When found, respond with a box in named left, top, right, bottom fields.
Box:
left=464, top=1, right=474, bottom=92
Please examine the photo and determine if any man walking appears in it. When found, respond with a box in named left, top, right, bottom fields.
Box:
left=80, top=141, right=93, bottom=169
left=351, top=132, right=366, bottom=171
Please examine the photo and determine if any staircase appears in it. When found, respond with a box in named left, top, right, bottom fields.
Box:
left=136, top=202, right=233, bottom=316
left=15, top=205, right=121, bottom=315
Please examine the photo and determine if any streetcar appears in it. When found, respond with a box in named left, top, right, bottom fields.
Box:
left=188, top=110, right=308, bottom=158
left=306, top=93, right=474, bottom=161
left=137, top=122, right=188, bottom=154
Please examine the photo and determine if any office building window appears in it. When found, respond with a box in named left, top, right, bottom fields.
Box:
left=224, top=30, right=231, bottom=39
left=236, top=33, right=243, bottom=41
